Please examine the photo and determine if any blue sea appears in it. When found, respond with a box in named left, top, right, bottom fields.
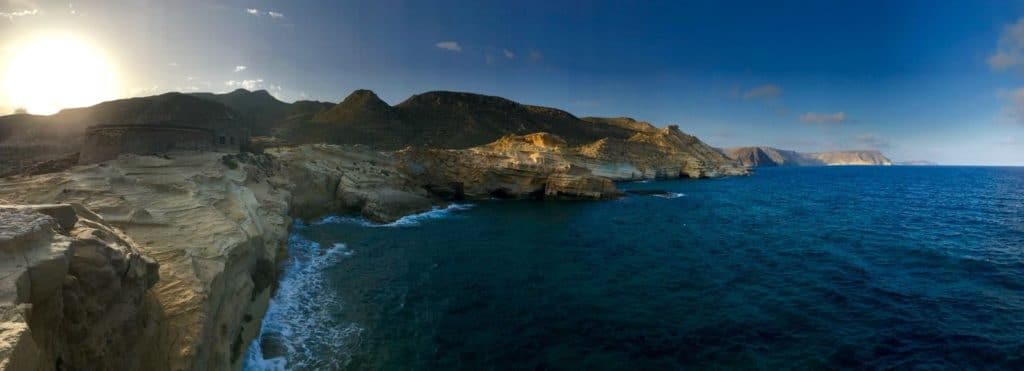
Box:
left=244, top=166, right=1024, bottom=370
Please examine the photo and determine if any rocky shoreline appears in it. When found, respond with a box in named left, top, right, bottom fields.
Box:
left=0, top=86, right=906, bottom=369
left=0, top=127, right=745, bottom=370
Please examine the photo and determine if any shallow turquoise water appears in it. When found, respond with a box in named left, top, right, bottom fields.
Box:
left=245, top=166, right=1024, bottom=370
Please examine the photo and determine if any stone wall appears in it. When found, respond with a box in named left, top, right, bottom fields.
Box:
left=79, top=125, right=243, bottom=164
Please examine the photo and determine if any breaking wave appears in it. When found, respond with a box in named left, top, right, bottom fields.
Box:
left=243, top=236, right=360, bottom=370
left=653, top=192, right=686, bottom=199
left=313, top=203, right=475, bottom=228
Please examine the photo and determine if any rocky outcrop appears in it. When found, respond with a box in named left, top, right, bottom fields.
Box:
left=0, top=204, right=159, bottom=370
left=266, top=144, right=435, bottom=222
left=0, top=153, right=292, bottom=371
left=573, top=125, right=746, bottom=179
left=720, top=146, right=893, bottom=167
left=397, top=133, right=619, bottom=200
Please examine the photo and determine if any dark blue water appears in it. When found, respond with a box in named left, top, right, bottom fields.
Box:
left=245, top=166, right=1024, bottom=370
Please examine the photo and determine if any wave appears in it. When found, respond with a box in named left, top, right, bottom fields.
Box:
left=313, top=203, right=475, bottom=228
left=653, top=192, right=686, bottom=199
left=243, top=236, right=361, bottom=370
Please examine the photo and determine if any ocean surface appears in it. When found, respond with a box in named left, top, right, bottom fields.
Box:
left=244, top=166, right=1024, bottom=370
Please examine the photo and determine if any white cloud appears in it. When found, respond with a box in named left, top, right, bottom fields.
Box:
left=529, top=50, right=543, bottom=62
left=226, top=79, right=265, bottom=90
left=235, top=65, right=247, bottom=72
left=799, top=112, right=846, bottom=124
left=989, top=17, right=1024, bottom=71
left=503, top=49, right=515, bottom=59
left=246, top=8, right=259, bottom=15
left=743, top=84, right=782, bottom=100
left=436, top=41, right=461, bottom=52
left=268, top=11, right=284, bottom=18
left=0, top=8, right=38, bottom=20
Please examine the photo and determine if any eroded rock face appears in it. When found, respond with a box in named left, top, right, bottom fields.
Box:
left=0, top=153, right=292, bottom=371
left=396, top=130, right=743, bottom=201
left=573, top=126, right=748, bottom=179
left=396, top=133, right=619, bottom=200
left=0, top=204, right=159, bottom=371
left=266, top=144, right=436, bottom=222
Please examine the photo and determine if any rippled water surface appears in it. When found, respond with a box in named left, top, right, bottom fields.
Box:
left=245, top=166, right=1024, bottom=370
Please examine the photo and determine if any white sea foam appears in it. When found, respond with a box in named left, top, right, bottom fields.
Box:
left=314, top=203, right=474, bottom=228
left=243, top=235, right=361, bottom=370
left=653, top=192, right=686, bottom=199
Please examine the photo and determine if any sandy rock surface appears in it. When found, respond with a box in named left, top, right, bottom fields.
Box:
left=0, top=204, right=158, bottom=371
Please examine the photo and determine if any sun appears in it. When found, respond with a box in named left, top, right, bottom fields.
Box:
left=3, top=34, right=117, bottom=115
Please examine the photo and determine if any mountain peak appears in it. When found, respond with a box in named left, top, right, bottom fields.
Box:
left=340, top=89, right=387, bottom=107
left=311, top=89, right=395, bottom=124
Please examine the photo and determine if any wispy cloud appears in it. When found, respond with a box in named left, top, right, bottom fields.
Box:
left=799, top=111, right=846, bottom=124
left=529, top=50, right=543, bottom=62
left=436, top=41, right=461, bottom=52
left=743, top=84, right=782, bottom=100
left=226, top=79, right=265, bottom=90
left=0, top=8, right=38, bottom=20
left=245, top=8, right=284, bottom=18
left=234, top=65, right=247, bottom=72
left=854, top=133, right=891, bottom=149
left=999, top=87, right=1024, bottom=125
left=989, top=17, right=1024, bottom=71
left=503, top=49, right=515, bottom=59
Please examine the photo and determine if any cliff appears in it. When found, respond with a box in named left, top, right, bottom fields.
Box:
left=0, top=204, right=159, bottom=370
left=0, top=153, right=293, bottom=370
left=720, top=146, right=892, bottom=167
left=396, top=133, right=619, bottom=200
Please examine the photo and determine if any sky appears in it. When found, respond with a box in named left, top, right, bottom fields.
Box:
left=1, top=0, right=1023, bottom=165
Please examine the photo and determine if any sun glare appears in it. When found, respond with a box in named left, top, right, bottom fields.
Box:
left=3, top=35, right=117, bottom=115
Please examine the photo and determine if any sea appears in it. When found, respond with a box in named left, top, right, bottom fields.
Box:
left=243, top=166, right=1024, bottom=370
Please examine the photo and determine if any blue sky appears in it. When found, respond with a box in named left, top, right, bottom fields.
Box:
left=2, top=0, right=1024, bottom=164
